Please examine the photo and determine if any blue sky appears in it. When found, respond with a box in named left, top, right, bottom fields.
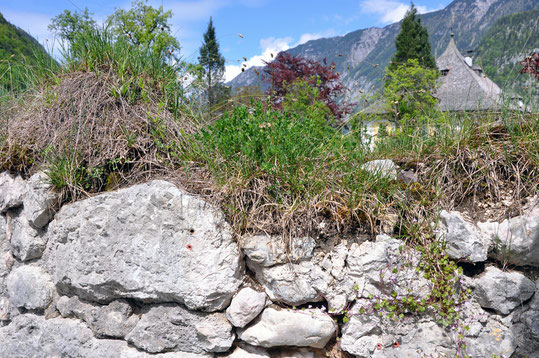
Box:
left=1, top=0, right=451, bottom=81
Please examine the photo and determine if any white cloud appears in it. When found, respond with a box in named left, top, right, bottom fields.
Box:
left=224, top=30, right=339, bottom=82
left=225, top=36, right=293, bottom=81
left=298, top=30, right=337, bottom=45
left=360, top=0, right=441, bottom=24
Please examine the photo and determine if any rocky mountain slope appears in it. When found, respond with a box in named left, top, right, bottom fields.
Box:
left=229, top=0, right=539, bottom=102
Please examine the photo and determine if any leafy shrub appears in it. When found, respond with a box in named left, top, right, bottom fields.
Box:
left=264, top=52, right=355, bottom=122
left=383, top=58, right=439, bottom=126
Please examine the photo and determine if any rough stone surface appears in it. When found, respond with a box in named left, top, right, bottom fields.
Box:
left=0, top=214, right=10, bottom=285
left=361, top=159, right=398, bottom=179
left=479, top=206, right=539, bottom=267
left=23, top=172, right=59, bottom=229
left=472, top=266, right=535, bottom=315
left=56, top=296, right=139, bottom=338
left=226, top=287, right=267, bottom=328
left=6, top=266, right=53, bottom=310
left=125, top=304, right=234, bottom=354
left=242, top=235, right=315, bottom=267
left=463, top=316, right=516, bottom=358
left=237, top=307, right=335, bottom=349
left=45, top=180, right=242, bottom=311
left=246, top=240, right=357, bottom=311
left=438, top=210, right=488, bottom=262
left=227, top=344, right=271, bottom=358
left=0, top=172, right=25, bottom=213
left=347, top=234, right=432, bottom=299
left=10, top=208, right=48, bottom=261
left=0, top=314, right=212, bottom=358
left=341, top=301, right=455, bottom=358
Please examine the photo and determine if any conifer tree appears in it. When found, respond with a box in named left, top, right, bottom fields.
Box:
left=389, top=3, right=436, bottom=71
left=199, top=17, right=225, bottom=108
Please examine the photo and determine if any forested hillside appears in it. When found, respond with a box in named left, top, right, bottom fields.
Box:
left=474, top=9, right=539, bottom=105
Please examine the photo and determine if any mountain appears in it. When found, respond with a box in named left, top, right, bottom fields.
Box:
left=0, top=12, right=52, bottom=63
left=229, top=0, right=539, bottom=103
left=474, top=9, right=539, bottom=105
left=0, top=12, right=55, bottom=92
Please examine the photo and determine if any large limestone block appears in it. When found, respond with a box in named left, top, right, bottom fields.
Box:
left=56, top=296, right=139, bottom=338
left=479, top=206, right=539, bottom=267
left=6, top=266, right=53, bottom=310
left=0, top=313, right=213, bottom=358
left=472, top=266, right=535, bottom=315
left=226, top=287, right=267, bottom=327
left=438, top=210, right=488, bottom=262
left=125, top=304, right=234, bottom=354
left=46, top=180, right=242, bottom=311
left=23, top=172, right=59, bottom=229
left=237, top=307, right=336, bottom=349
left=0, top=172, right=25, bottom=213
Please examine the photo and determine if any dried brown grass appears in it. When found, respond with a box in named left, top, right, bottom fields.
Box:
left=0, top=70, right=195, bottom=201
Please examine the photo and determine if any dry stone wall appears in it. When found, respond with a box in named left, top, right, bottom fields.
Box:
left=0, top=171, right=538, bottom=357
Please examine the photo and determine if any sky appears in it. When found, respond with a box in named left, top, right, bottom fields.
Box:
left=1, top=0, right=452, bottom=81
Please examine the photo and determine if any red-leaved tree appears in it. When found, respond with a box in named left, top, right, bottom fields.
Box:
left=520, top=52, right=539, bottom=81
left=263, top=52, right=354, bottom=121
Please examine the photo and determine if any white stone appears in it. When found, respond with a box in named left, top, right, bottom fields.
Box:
left=45, top=180, right=242, bottom=311
left=479, top=206, right=539, bottom=267
left=226, top=287, right=267, bottom=328
left=23, top=172, right=59, bottom=229
left=125, top=304, right=234, bottom=354
left=237, top=307, right=336, bottom=349
left=10, top=208, right=47, bottom=261
left=0, top=172, right=25, bottom=213
left=472, top=266, right=535, bottom=315
left=361, top=159, right=398, bottom=179
left=6, top=266, right=53, bottom=310
left=438, top=210, right=488, bottom=262
left=246, top=240, right=356, bottom=311
left=347, top=234, right=432, bottom=299
left=242, top=235, right=315, bottom=267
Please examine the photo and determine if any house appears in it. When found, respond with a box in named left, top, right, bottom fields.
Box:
left=435, top=34, right=508, bottom=111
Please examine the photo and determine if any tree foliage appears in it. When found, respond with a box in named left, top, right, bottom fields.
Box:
left=263, top=52, right=354, bottom=122
left=107, top=0, right=180, bottom=60
left=389, top=3, right=436, bottom=71
left=199, top=17, right=226, bottom=108
left=383, top=59, right=439, bottom=125
left=520, top=52, right=539, bottom=81
left=49, top=8, right=96, bottom=43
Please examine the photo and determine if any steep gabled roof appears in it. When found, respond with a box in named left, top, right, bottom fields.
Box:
left=435, top=35, right=502, bottom=111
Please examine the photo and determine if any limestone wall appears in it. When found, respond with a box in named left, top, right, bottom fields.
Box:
left=0, top=172, right=538, bottom=357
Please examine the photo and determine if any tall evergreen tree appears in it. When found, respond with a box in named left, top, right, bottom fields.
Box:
left=199, top=17, right=225, bottom=107
left=389, top=3, right=436, bottom=71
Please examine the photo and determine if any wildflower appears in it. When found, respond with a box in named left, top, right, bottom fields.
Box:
left=186, top=244, right=193, bottom=250
left=376, top=343, right=383, bottom=350
left=393, top=342, right=400, bottom=348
